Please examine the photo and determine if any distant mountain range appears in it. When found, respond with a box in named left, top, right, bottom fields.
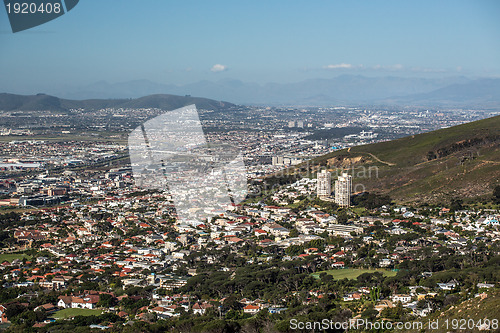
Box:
left=385, top=78, right=500, bottom=106
left=0, top=93, right=235, bottom=112
left=2, top=75, right=499, bottom=110
left=39, top=75, right=500, bottom=106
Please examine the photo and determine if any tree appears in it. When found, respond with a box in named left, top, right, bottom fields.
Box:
left=318, top=293, right=336, bottom=311
left=97, top=293, right=117, bottom=308
left=352, top=192, right=392, bottom=209
left=450, top=198, right=463, bottom=212
left=336, top=210, right=349, bottom=224
left=370, top=286, right=381, bottom=302
left=493, top=185, right=500, bottom=204
left=380, top=302, right=406, bottom=320
left=416, top=299, right=429, bottom=310
left=202, top=319, right=239, bottom=333
left=443, top=294, right=459, bottom=306
left=5, top=303, right=26, bottom=320
left=223, top=295, right=242, bottom=311
left=361, top=304, right=378, bottom=320
left=288, top=228, right=299, bottom=238
left=285, top=245, right=304, bottom=256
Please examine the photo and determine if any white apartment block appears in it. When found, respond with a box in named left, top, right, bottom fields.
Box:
left=335, top=173, right=352, bottom=207
left=317, top=169, right=332, bottom=197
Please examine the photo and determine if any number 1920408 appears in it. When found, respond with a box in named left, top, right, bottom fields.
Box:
left=5, top=2, right=62, bottom=14
left=443, top=318, right=498, bottom=330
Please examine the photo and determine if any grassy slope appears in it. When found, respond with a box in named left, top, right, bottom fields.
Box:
left=0, top=253, right=30, bottom=262
left=307, top=115, right=500, bottom=203
left=52, top=308, right=103, bottom=319
left=406, top=291, right=500, bottom=333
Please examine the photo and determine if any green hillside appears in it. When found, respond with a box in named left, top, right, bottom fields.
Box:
left=301, top=115, right=500, bottom=203
left=405, top=291, right=500, bottom=333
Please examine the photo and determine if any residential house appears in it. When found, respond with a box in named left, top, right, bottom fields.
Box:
left=71, top=295, right=99, bottom=309
left=437, top=281, right=458, bottom=290
left=151, top=306, right=174, bottom=319
left=243, top=304, right=260, bottom=314
left=332, top=261, right=345, bottom=268
left=57, top=296, right=72, bottom=309
left=0, top=304, right=7, bottom=323
left=343, top=293, right=362, bottom=301
left=192, top=302, right=213, bottom=315
left=57, top=295, right=99, bottom=309
left=392, top=294, right=411, bottom=304
left=34, top=303, right=58, bottom=314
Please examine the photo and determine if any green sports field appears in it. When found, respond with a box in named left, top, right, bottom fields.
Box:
left=312, top=268, right=397, bottom=280
left=0, top=253, right=30, bottom=263
left=52, top=308, right=103, bottom=319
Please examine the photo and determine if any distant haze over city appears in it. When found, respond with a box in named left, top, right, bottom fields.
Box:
left=23, top=75, right=500, bottom=107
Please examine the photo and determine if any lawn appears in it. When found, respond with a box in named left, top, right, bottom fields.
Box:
left=312, top=268, right=397, bottom=280
left=351, top=207, right=367, bottom=215
left=0, top=253, right=30, bottom=263
left=52, top=308, right=103, bottom=319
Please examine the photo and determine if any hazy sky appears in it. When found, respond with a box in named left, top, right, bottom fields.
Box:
left=1, top=0, right=499, bottom=93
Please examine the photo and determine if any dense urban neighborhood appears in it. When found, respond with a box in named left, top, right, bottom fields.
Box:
left=0, top=155, right=498, bottom=331
left=0, top=101, right=499, bottom=332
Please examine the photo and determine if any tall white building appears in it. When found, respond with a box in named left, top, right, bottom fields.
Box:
left=272, top=156, right=284, bottom=165
left=317, top=170, right=332, bottom=197
left=335, top=173, right=352, bottom=207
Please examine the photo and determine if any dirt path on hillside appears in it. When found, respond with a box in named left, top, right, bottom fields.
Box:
left=346, top=147, right=395, bottom=166
left=364, top=152, right=396, bottom=166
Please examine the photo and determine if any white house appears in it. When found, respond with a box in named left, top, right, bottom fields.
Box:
left=57, top=296, right=72, bottom=309
left=392, top=294, right=411, bottom=304
left=71, top=295, right=99, bottom=309
left=243, top=304, right=260, bottom=314
left=57, top=295, right=99, bottom=309
left=437, top=281, right=458, bottom=290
